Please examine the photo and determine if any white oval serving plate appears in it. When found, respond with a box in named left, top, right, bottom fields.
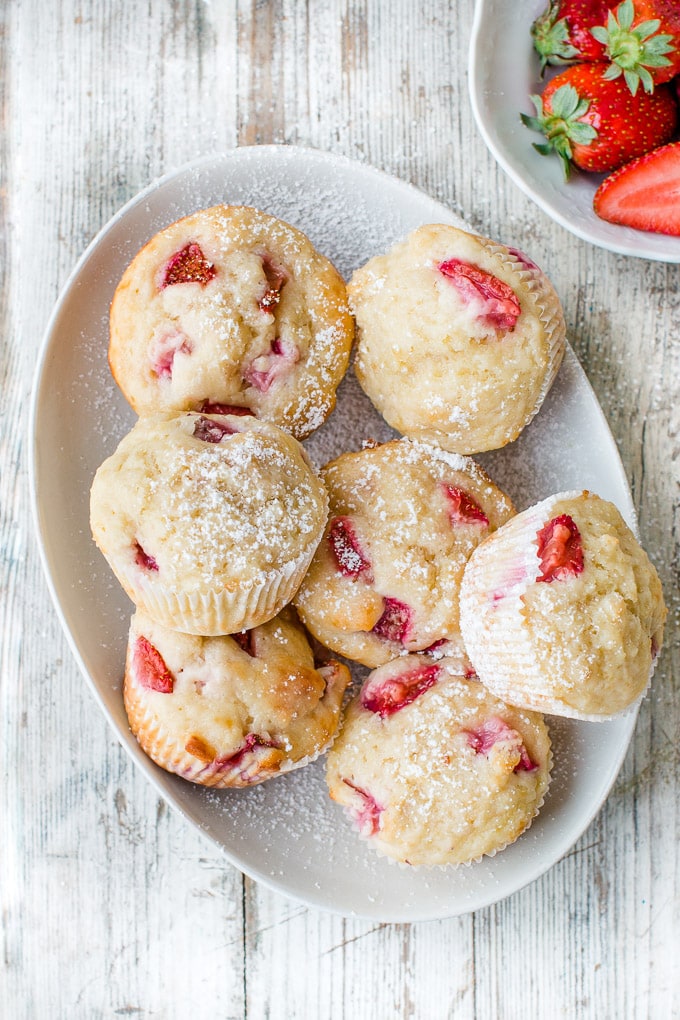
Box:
left=469, top=0, right=680, bottom=262
left=30, top=145, right=638, bottom=922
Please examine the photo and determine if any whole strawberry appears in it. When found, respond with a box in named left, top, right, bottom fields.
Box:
left=591, top=0, right=680, bottom=94
left=521, top=62, right=678, bottom=177
left=532, top=0, right=620, bottom=70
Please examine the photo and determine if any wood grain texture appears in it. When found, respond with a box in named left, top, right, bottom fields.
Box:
left=2, top=0, right=678, bottom=1017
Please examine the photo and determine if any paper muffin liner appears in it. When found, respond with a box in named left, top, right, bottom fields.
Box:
left=124, top=656, right=348, bottom=789
left=116, top=540, right=319, bottom=636
left=459, top=490, right=655, bottom=721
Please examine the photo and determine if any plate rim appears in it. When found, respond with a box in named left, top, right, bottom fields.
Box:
left=28, top=143, right=640, bottom=922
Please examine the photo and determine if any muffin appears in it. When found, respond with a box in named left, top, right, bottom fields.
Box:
left=326, top=656, right=552, bottom=866
left=90, top=412, right=328, bottom=635
left=124, top=607, right=351, bottom=787
left=294, top=437, right=515, bottom=668
left=109, top=204, right=354, bottom=439
left=459, top=490, right=666, bottom=719
left=349, top=224, right=566, bottom=454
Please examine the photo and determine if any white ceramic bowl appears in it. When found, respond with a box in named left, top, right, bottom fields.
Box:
left=30, top=146, right=639, bottom=921
left=469, top=0, right=680, bottom=262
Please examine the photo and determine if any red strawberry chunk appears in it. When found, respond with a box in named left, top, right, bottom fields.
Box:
left=372, top=597, right=412, bottom=644
left=243, top=336, right=300, bottom=393
left=133, top=636, right=174, bottom=693
left=438, top=258, right=521, bottom=330
left=329, top=516, right=372, bottom=579
left=232, top=630, right=256, bottom=657
left=259, top=255, right=288, bottom=313
left=216, top=733, right=276, bottom=770
left=160, top=243, right=216, bottom=288
left=536, top=513, right=584, bottom=583
left=134, top=541, right=158, bottom=572
left=464, top=716, right=537, bottom=772
left=361, top=663, right=441, bottom=717
left=192, top=415, right=240, bottom=443
left=342, top=779, right=383, bottom=836
left=442, top=484, right=489, bottom=526
left=199, top=400, right=255, bottom=417
left=507, top=246, right=539, bottom=271
left=593, top=142, right=680, bottom=237
left=150, top=330, right=193, bottom=379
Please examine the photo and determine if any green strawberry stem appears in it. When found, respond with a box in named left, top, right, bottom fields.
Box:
left=531, top=0, right=580, bottom=72
left=521, top=84, right=597, bottom=180
left=590, top=0, right=674, bottom=95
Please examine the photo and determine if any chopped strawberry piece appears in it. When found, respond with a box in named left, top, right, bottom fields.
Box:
left=232, top=630, right=256, bottom=657
left=372, top=597, right=412, bottom=644
left=160, top=243, right=216, bottom=288
left=329, top=516, right=372, bottom=579
left=464, top=716, right=537, bottom=772
left=199, top=400, right=255, bottom=417
left=216, top=733, right=276, bottom=769
left=593, top=142, right=680, bottom=236
left=438, top=258, right=521, bottom=330
left=134, top=541, right=158, bottom=572
left=133, top=635, right=174, bottom=693
left=421, top=637, right=448, bottom=654
left=243, top=336, right=300, bottom=392
left=150, top=330, right=193, bottom=379
left=442, top=484, right=489, bottom=526
left=342, top=779, right=383, bottom=836
left=192, top=415, right=239, bottom=443
left=259, top=255, right=288, bottom=313
left=536, top=513, right=584, bottom=582
left=361, top=663, right=440, bottom=717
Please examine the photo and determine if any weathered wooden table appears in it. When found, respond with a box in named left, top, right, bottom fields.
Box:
left=2, top=2, right=678, bottom=1016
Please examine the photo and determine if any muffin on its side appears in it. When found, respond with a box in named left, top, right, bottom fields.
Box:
left=124, top=607, right=351, bottom=788
left=349, top=223, right=566, bottom=454
left=294, top=436, right=515, bottom=668
left=459, top=490, right=666, bottom=719
left=326, top=655, right=552, bottom=866
left=90, top=412, right=328, bottom=635
left=109, top=204, right=354, bottom=439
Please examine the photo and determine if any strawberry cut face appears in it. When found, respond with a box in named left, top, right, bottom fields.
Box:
left=133, top=636, right=174, bottom=694
left=463, top=716, right=538, bottom=772
left=372, top=597, right=412, bottom=644
left=329, top=516, right=372, bottom=580
left=159, top=243, right=216, bottom=288
left=243, top=336, right=300, bottom=392
left=259, top=255, right=288, bottom=313
left=438, top=258, right=521, bottom=330
left=134, top=541, right=158, bottom=572
left=536, top=513, right=584, bottom=582
left=361, top=663, right=441, bottom=718
left=442, top=484, right=489, bottom=526
left=342, top=779, right=383, bottom=837
left=149, top=330, right=193, bottom=380
left=192, top=415, right=240, bottom=443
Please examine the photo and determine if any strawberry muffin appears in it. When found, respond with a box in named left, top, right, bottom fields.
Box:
left=349, top=224, right=566, bottom=454
left=459, top=490, right=666, bottom=719
left=293, top=437, right=514, bottom=668
left=124, top=607, right=351, bottom=787
left=109, top=205, right=354, bottom=439
left=90, top=412, right=328, bottom=635
left=326, top=656, right=552, bottom=866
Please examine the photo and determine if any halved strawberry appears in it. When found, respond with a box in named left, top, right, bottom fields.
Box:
left=521, top=63, right=678, bottom=177
left=438, top=259, right=521, bottom=330
left=591, top=0, right=680, bottom=94
left=372, top=597, right=412, bottom=644
left=593, top=141, right=680, bottom=234
left=442, top=484, right=489, bottom=527
left=531, top=0, right=620, bottom=71
left=341, top=779, right=383, bottom=836
left=328, top=517, right=372, bottom=580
